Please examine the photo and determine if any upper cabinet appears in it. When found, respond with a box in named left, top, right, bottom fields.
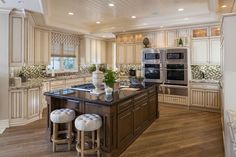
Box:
left=166, top=30, right=177, bottom=48
left=191, top=26, right=221, bottom=65
left=34, top=28, right=51, bottom=65
left=9, top=13, right=24, bottom=67
left=79, top=36, right=107, bottom=64
left=156, top=31, right=166, bottom=48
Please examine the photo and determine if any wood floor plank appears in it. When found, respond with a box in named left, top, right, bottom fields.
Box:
left=0, top=105, right=224, bottom=157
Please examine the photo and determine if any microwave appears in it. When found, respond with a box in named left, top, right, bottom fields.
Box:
left=165, top=48, right=187, bottom=64
left=142, top=48, right=162, bottom=64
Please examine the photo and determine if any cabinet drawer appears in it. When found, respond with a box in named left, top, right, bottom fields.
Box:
left=164, top=95, right=188, bottom=105
left=118, top=99, right=133, bottom=113
left=50, top=80, right=65, bottom=86
left=191, top=83, right=220, bottom=90
left=134, top=93, right=148, bottom=102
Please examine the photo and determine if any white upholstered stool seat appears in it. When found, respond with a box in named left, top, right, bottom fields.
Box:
left=50, top=108, right=75, bottom=124
left=50, top=108, right=75, bottom=152
left=75, top=114, right=102, bottom=157
left=75, top=114, right=102, bottom=131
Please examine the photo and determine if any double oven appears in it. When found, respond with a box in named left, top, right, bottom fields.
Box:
left=142, top=48, right=188, bottom=85
left=142, top=48, right=163, bottom=83
left=164, top=49, right=188, bottom=85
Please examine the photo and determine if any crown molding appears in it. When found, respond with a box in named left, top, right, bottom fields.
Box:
left=0, top=8, right=11, bottom=14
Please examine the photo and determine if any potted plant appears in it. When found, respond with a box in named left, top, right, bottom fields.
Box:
left=178, top=38, right=183, bottom=47
left=104, top=69, right=117, bottom=95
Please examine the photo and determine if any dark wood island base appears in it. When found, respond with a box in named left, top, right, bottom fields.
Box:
left=45, top=84, right=159, bottom=157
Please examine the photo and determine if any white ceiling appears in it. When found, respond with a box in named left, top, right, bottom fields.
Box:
left=1, top=0, right=235, bottom=38
left=0, top=0, right=43, bottom=13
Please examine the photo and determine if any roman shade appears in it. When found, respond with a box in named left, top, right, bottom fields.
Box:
left=51, top=32, right=79, bottom=57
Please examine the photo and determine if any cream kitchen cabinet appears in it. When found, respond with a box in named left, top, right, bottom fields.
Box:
left=80, top=36, right=107, bottom=64
left=34, top=28, right=51, bottom=65
left=9, top=10, right=37, bottom=66
left=116, top=44, right=135, bottom=64
left=190, top=82, right=221, bottom=111
left=41, top=81, right=50, bottom=109
left=117, top=44, right=126, bottom=64
left=135, top=43, right=143, bottom=64
left=191, top=38, right=221, bottom=65
left=50, top=80, right=66, bottom=91
left=166, top=30, right=177, bottom=48
left=9, top=12, right=24, bottom=67
left=156, top=31, right=166, bottom=48
left=65, top=78, right=84, bottom=88
left=191, top=38, right=209, bottom=64
left=209, top=37, right=221, bottom=65
left=9, top=87, right=42, bottom=126
left=27, top=88, right=41, bottom=119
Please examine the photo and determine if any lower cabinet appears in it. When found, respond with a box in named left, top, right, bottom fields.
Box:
left=190, top=83, right=221, bottom=111
left=117, top=108, right=133, bottom=147
left=9, top=87, right=42, bottom=126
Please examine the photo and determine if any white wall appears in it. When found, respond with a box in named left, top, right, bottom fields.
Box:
left=222, top=14, right=236, bottom=157
left=0, top=9, right=10, bottom=132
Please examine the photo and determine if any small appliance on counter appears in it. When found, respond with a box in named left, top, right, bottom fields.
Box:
left=129, top=69, right=136, bottom=77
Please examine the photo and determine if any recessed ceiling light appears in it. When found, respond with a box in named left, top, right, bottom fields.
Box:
left=68, top=12, right=74, bottom=15
left=160, top=26, right=164, bottom=28
left=221, top=5, right=227, bottom=8
left=108, top=3, right=114, bottom=7
left=178, top=8, right=184, bottom=11
left=96, top=21, right=101, bottom=24
left=131, top=16, right=136, bottom=19
left=184, top=17, right=189, bottom=20
left=18, top=0, right=24, bottom=4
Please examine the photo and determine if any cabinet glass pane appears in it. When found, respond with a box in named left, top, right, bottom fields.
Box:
left=211, top=27, right=220, bottom=36
left=192, top=28, right=208, bottom=38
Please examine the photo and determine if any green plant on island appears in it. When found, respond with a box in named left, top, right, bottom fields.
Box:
left=104, top=69, right=117, bottom=88
left=178, top=38, right=183, bottom=46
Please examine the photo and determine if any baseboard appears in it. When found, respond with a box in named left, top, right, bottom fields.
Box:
left=0, top=119, right=9, bottom=134
left=9, top=116, right=40, bottom=127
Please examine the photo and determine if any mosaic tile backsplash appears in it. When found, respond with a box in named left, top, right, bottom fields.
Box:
left=191, top=65, right=221, bottom=80
left=117, top=64, right=141, bottom=76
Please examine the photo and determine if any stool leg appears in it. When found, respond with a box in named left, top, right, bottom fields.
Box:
left=67, top=122, right=72, bottom=151
left=92, top=131, right=95, bottom=149
left=77, top=130, right=80, bottom=157
left=97, top=129, right=100, bottom=157
left=81, top=131, right=84, bottom=157
left=52, top=123, right=58, bottom=152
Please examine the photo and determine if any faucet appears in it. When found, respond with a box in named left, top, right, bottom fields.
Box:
left=200, top=71, right=205, bottom=79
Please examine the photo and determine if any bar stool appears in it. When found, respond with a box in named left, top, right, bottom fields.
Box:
left=75, top=114, right=102, bottom=157
left=50, top=108, right=75, bottom=152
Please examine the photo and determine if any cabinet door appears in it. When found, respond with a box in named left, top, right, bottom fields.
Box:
left=205, top=90, right=220, bottom=109
left=135, top=44, right=143, bottom=64
left=117, top=108, right=133, bottom=147
left=100, top=40, right=106, bottom=64
left=28, top=88, right=40, bottom=118
left=90, top=39, right=97, bottom=64
left=209, top=38, right=221, bottom=65
left=166, top=30, right=177, bottom=47
left=191, top=39, right=209, bottom=64
left=10, top=16, right=24, bottom=66
left=96, top=40, right=101, bottom=63
left=190, top=89, right=205, bottom=107
left=133, top=103, right=143, bottom=133
left=156, top=31, right=166, bottom=48
left=34, top=29, right=50, bottom=65
left=177, top=29, right=190, bottom=38
left=85, top=38, right=91, bottom=64
left=42, top=82, right=50, bottom=109
left=149, top=95, right=157, bottom=119
left=9, top=89, right=25, bottom=120
left=24, top=14, right=35, bottom=65
left=116, top=44, right=126, bottom=64
left=126, top=44, right=135, bottom=64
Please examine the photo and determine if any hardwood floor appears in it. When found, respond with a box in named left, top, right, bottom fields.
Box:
left=0, top=105, right=224, bottom=157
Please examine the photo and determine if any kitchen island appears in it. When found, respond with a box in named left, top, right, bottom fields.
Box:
left=45, top=83, right=159, bottom=157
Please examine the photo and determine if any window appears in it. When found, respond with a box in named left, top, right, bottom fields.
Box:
left=48, top=32, right=79, bottom=73
left=48, top=57, right=77, bottom=72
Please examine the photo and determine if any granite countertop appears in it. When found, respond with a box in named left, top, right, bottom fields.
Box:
left=44, top=82, right=159, bottom=105
left=190, top=79, right=220, bottom=84
left=9, top=74, right=92, bottom=90
left=43, top=74, right=92, bottom=82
